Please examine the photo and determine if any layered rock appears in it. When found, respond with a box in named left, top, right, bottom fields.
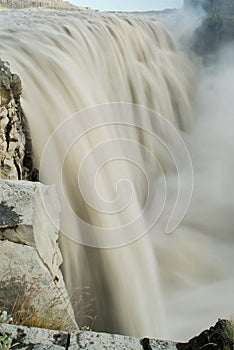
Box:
left=0, top=60, right=35, bottom=180
left=0, top=180, right=78, bottom=332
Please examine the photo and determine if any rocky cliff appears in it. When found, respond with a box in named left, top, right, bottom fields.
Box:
left=0, top=0, right=92, bottom=11
left=0, top=59, right=78, bottom=333
left=184, top=0, right=234, bottom=15
left=184, top=0, right=234, bottom=54
left=0, top=60, right=35, bottom=180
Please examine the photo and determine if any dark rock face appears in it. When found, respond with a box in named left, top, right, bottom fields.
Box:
left=184, top=0, right=234, bottom=16
left=184, top=0, right=234, bottom=55
left=177, top=319, right=234, bottom=350
left=0, top=201, right=21, bottom=228
left=193, top=15, right=234, bottom=54
left=0, top=59, right=35, bottom=180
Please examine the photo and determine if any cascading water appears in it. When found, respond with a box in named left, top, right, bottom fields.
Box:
left=0, top=9, right=233, bottom=342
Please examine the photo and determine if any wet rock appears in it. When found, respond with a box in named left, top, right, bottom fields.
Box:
left=193, top=15, right=234, bottom=55
left=184, top=0, right=234, bottom=16
left=184, top=0, right=234, bottom=55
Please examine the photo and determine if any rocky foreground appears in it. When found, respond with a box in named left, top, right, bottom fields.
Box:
left=0, top=319, right=233, bottom=349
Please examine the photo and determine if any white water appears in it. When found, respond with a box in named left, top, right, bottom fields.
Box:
left=0, top=10, right=233, bottom=341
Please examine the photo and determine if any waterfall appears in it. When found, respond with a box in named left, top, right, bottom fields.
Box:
left=1, top=10, right=233, bottom=342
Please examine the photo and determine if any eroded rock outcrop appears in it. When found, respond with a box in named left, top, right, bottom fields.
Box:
left=0, top=180, right=78, bottom=332
left=184, top=0, right=234, bottom=15
left=0, top=60, right=35, bottom=180
left=177, top=319, right=233, bottom=350
left=184, top=0, right=234, bottom=55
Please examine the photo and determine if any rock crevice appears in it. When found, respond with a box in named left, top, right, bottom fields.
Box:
left=0, top=60, right=35, bottom=181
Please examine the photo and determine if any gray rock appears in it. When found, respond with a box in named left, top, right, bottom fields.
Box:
left=0, top=323, right=69, bottom=349
left=0, top=180, right=78, bottom=332
left=0, top=324, right=178, bottom=350
left=0, top=180, right=62, bottom=276
left=148, top=338, right=177, bottom=350
left=71, top=330, right=143, bottom=349
left=70, top=331, right=177, bottom=350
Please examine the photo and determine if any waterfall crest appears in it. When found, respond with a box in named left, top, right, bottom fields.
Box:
left=0, top=11, right=195, bottom=338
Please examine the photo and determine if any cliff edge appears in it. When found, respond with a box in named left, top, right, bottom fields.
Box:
left=0, top=0, right=92, bottom=11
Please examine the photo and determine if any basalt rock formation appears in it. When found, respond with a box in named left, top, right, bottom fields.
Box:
left=184, top=0, right=234, bottom=55
left=0, top=60, right=36, bottom=180
left=184, top=0, right=234, bottom=15
left=177, top=319, right=234, bottom=350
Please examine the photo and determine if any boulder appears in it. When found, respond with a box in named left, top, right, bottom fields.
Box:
left=0, top=180, right=78, bottom=332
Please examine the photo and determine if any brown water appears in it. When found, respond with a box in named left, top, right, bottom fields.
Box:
left=0, top=10, right=233, bottom=341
